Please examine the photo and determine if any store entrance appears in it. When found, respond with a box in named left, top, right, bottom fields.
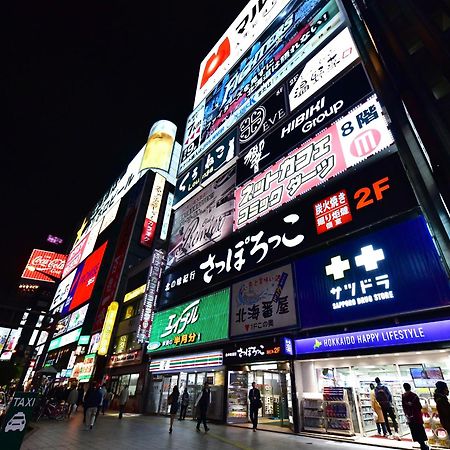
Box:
left=227, top=362, right=294, bottom=432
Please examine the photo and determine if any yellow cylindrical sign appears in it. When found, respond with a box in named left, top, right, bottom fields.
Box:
left=140, top=120, right=177, bottom=173
left=97, top=301, right=119, bottom=356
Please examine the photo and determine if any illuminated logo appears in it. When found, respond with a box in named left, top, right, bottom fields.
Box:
left=350, top=129, right=381, bottom=157
left=240, top=106, right=266, bottom=143
left=325, top=245, right=391, bottom=311
left=199, top=38, right=230, bottom=88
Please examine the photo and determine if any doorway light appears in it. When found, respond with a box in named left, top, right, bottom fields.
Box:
left=250, top=364, right=278, bottom=371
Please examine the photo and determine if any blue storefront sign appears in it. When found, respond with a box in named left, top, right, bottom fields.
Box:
left=295, top=319, right=450, bottom=356
left=294, top=215, right=450, bottom=329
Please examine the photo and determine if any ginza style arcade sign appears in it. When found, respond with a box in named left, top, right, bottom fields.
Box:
left=147, top=288, right=230, bottom=353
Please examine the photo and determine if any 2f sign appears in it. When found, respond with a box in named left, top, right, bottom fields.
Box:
left=354, top=177, right=390, bottom=209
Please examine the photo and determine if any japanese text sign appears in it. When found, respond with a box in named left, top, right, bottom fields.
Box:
left=230, top=264, right=297, bottom=337
left=294, top=215, right=450, bottom=329
left=160, top=152, right=418, bottom=305
left=168, top=168, right=235, bottom=268
left=147, top=288, right=229, bottom=353
left=236, top=63, right=372, bottom=185
left=224, top=336, right=294, bottom=364
left=234, top=94, right=393, bottom=230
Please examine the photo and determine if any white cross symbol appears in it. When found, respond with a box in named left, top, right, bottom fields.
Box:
left=325, top=255, right=351, bottom=280
left=355, top=245, right=385, bottom=271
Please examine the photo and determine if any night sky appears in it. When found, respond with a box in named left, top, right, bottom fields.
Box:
left=3, top=1, right=248, bottom=303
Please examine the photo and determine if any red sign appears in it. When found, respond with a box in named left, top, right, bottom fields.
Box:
left=314, top=190, right=352, bottom=234
left=21, top=249, right=67, bottom=283
left=92, top=205, right=137, bottom=332
left=140, top=174, right=165, bottom=248
left=69, top=242, right=108, bottom=311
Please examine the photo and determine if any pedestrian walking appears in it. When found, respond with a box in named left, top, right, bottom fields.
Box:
left=402, top=382, right=429, bottom=450
left=178, top=388, right=190, bottom=421
left=118, top=384, right=129, bottom=419
left=249, top=381, right=262, bottom=431
left=374, top=377, right=401, bottom=440
left=102, top=389, right=114, bottom=414
left=67, top=384, right=79, bottom=419
left=95, top=384, right=107, bottom=419
left=369, top=383, right=388, bottom=437
left=77, top=384, right=84, bottom=413
left=195, top=381, right=211, bottom=433
left=168, top=385, right=180, bottom=433
left=435, top=381, right=450, bottom=434
left=83, top=383, right=102, bottom=430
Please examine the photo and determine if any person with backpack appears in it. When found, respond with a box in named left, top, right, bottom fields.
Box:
left=374, top=377, right=401, bottom=440
left=402, top=383, right=429, bottom=450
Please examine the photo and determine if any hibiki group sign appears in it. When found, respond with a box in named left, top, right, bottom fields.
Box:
left=294, top=215, right=450, bottom=329
left=234, top=94, right=394, bottom=230
left=160, top=152, right=418, bottom=306
left=230, top=265, right=297, bottom=337
left=147, top=288, right=230, bottom=353
left=236, top=64, right=372, bottom=185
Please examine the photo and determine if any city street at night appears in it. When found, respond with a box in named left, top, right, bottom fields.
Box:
left=22, top=412, right=413, bottom=450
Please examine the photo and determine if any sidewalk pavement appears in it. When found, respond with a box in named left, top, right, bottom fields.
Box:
left=22, top=410, right=409, bottom=450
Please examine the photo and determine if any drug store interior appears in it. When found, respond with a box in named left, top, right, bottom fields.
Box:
left=295, top=349, right=450, bottom=448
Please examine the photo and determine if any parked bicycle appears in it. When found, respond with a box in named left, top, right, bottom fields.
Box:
left=35, top=398, right=69, bottom=421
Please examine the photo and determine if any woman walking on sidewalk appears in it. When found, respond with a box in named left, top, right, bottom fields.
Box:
left=168, top=385, right=180, bottom=434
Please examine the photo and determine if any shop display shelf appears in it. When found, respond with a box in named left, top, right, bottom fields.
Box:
left=304, top=426, right=327, bottom=433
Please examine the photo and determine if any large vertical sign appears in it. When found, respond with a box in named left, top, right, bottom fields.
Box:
left=294, top=215, right=450, bottom=329
left=230, top=264, right=297, bottom=337
left=234, top=95, right=394, bottom=230
left=140, top=173, right=165, bottom=248
left=98, top=302, right=119, bottom=356
left=92, top=203, right=137, bottom=332
left=137, top=249, right=166, bottom=343
left=168, top=168, right=235, bottom=268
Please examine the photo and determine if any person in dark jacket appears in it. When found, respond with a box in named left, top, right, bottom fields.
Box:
left=195, top=382, right=211, bottom=432
left=178, top=388, right=190, bottom=421
left=375, top=377, right=400, bottom=440
left=77, top=385, right=85, bottom=412
left=435, top=381, right=450, bottom=434
left=249, top=382, right=262, bottom=432
left=402, top=383, right=429, bottom=450
left=168, top=385, right=180, bottom=433
left=83, top=383, right=102, bottom=430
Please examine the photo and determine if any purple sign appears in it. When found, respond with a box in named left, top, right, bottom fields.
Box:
left=295, top=319, right=450, bottom=355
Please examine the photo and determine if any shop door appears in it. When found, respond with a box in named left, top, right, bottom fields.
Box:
left=159, top=375, right=173, bottom=415
left=149, top=380, right=162, bottom=414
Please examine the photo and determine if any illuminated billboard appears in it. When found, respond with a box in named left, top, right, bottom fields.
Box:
left=180, top=0, right=344, bottom=175
left=137, top=249, right=166, bottom=343
left=147, top=288, right=230, bottom=353
left=194, top=0, right=291, bottom=106
left=234, top=95, right=394, bottom=230
left=49, top=269, right=77, bottom=311
left=294, top=215, right=450, bottom=329
left=230, top=264, right=297, bottom=337
left=160, top=152, right=418, bottom=305
left=174, top=129, right=237, bottom=206
left=21, top=249, right=67, bottom=283
left=168, top=168, right=235, bottom=268
left=236, top=64, right=371, bottom=184
left=140, top=173, right=165, bottom=248
left=61, top=241, right=108, bottom=313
